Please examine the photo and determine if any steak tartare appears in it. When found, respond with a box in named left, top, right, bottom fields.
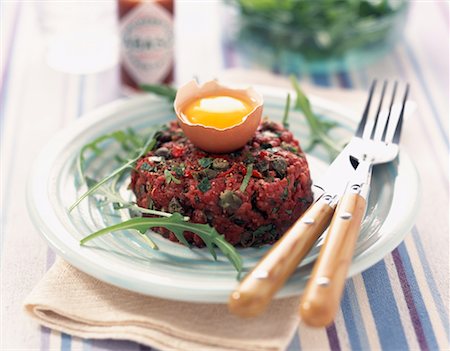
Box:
left=130, top=120, right=313, bottom=247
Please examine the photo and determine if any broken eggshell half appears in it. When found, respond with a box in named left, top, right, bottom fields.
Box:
left=174, top=80, right=264, bottom=153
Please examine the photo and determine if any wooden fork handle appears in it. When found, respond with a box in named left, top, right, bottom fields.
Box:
left=228, top=196, right=335, bottom=318
left=299, top=191, right=366, bottom=327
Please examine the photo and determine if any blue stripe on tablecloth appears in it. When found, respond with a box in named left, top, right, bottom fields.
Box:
left=402, top=41, right=449, bottom=148
left=411, top=227, right=450, bottom=340
left=326, top=323, right=341, bottom=351
left=311, top=72, right=330, bottom=87
left=394, top=244, right=439, bottom=350
left=0, top=3, right=21, bottom=252
left=341, top=281, right=370, bottom=351
left=362, top=261, right=408, bottom=350
left=61, top=333, right=72, bottom=351
left=336, top=71, right=352, bottom=89
left=287, top=328, right=301, bottom=351
left=0, top=3, right=21, bottom=128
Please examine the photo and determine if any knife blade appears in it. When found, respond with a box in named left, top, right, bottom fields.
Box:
left=313, top=143, right=359, bottom=199
left=228, top=144, right=358, bottom=318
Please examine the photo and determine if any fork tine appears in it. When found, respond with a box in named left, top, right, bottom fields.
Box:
left=392, top=84, right=410, bottom=144
left=381, top=81, right=398, bottom=141
left=370, top=80, right=388, bottom=139
left=356, top=80, right=377, bottom=137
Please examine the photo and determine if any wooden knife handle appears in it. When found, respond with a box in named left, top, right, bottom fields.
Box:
left=228, top=196, right=335, bottom=318
left=299, top=191, right=366, bottom=327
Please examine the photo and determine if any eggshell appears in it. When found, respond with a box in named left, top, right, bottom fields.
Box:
left=174, top=80, right=264, bottom=153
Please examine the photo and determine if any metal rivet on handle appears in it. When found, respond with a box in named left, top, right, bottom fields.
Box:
left=351, top=184, right=361, bottom=193
left=340, top=212, right=352, bottom=220
left=252, top=269, right=269, bottom=279
left=231, top=291, right=241, bottom=300
left=317, top=277, right=330, bottom=286
left=303, top=217, right=315, bottom=225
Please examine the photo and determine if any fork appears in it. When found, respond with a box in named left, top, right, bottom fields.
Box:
left=299, top=80, right=410, bottom=327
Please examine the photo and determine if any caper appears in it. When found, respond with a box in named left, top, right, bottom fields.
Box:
left=212, top=158, right=229, bottom=171
left=219, top=190, right=242, bottom=213
left=270, top=157, right=287, bottom=177
left=240, top=232, right=255, bottom=247
left=156, top=131, right=172, bottom=143
left=201, top=168, right=219, bottom=179
left=154, top=147, right=171, bottom=158
left=168, top=197, right=183, bottom=213
left=255, top=159, right=269, bottom=173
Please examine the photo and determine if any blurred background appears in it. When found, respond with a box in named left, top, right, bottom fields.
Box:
left=1, top=1, right=448, bottom=109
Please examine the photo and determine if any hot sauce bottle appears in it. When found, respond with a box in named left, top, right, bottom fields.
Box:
left=118, top=0, right=174, bottom=90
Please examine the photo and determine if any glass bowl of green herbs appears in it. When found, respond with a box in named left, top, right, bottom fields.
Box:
left=225, top=0, right=409, bottom=73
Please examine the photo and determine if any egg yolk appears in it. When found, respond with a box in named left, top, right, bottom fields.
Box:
left=182, top=95, right=254, bottom=129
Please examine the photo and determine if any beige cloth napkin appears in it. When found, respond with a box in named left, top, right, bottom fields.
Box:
left=24, top=70, right=368, bottom=351
left=24, top=259, right=299, bottom=351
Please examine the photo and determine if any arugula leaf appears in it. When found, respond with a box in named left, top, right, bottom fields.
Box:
left=140, top=84, right=177, bottom=103
left=80, top=213, right=243, bottom=273
left=76, top=129, right=142, bottom=181
left=290, top=76, right=344, bottom=160
left=69, top=131, right=158, bottom=211
left=239, top=164, right=253, bottom=192
left=282, top=93, right=291, bottom=129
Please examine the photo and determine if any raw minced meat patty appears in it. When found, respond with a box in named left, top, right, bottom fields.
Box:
left=130, top=120, right=313, bottom=247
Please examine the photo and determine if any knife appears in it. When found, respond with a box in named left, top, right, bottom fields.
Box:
left=228, top=144, right=358, bottom=317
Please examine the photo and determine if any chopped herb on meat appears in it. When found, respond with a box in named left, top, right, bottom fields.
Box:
left=164, top=169, right=181, bottom=184
left=198, top=177, right=211, bottom=192
left=253, top=224, right=274, bottom=237
left=173, top=163, right=185, bottom=177
left=281, top=187, right=289, bottom=201
left=198, top=157, right=213, bottom=168
left=140, top=162, right=153, bottom=172
left=239, top=164, right=254, bottom=193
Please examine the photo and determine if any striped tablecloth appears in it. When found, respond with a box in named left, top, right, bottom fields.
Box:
left=1, top=1, right=448, bottom=350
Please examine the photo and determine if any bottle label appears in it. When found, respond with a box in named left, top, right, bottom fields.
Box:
left=120, top=2, right=174, bottom=84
